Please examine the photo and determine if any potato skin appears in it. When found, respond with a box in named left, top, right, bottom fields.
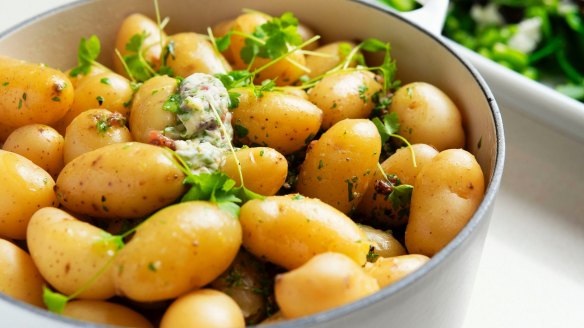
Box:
left=129, top=75, right=178, bottom=143
left=360, top=225, right=406, bottom=259
left=275, top=252, right=379, bottom=319
left=160, top=289, right=245, bottom=328
left=113, top=13, right=166, bottom=77
left=305, top=41, right=355, bottom=78
left=0, top=59, right=73, bottom=128
left=26, top=207, right=117, bottom=299
left=113, top=202, right=242, bottom=301
left=308, top=70, right=382, bottom=129
left=364, top=254, right=430, bottom=288
left=56, top=142, right=185, bottom=219
left=221, top=147, right=287, bottom=196
left=0, top=238, right=45, bottom=307
left=63, top=109, right=132, bottom=164
left=389, top=82, right=465, bottom=151
left=296, top=119, right=381, bottom=214
left=405, top=149, right=485, bottom=256
left=166, top=33, right=231, bottom=77
left=232, top=89, right=322, bottom=155
left=55, top=71, right=133, bottom=134
left=357, top=144, right=438, bottom=229
left=2, top=124, right=64, bottom=178
left=240, top=195, right=370, bottom=270
left=0, top=150, right=57, bottom=239
left=63, top=300, right=153, bottom=328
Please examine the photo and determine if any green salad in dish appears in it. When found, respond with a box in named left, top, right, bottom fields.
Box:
left=444, top=0, right=584, bottom=101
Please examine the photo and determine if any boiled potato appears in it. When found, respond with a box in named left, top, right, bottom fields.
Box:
left=55, top=71, right=133, bottom=134
left=223, top=12, right=269, bottom=69
left=63, top=300, right=153, bottom=328
left=221, top=147, right=287, bottom=196
left=2, top=124, right=64, bottom=178
left=63, top=109, right=132, bottom=164
left=360, top=225, right=406, bottom=259
left=0, top=150, right=57, bottom=239
left=308, top=70, right=382, bottom=129
left=279, top=87, right=308, bottom=100
left=129, top=75, right=178, bottom=143
left=210, top=249, right=272, bottom=324
left=166, top=33, right=231, bottom=77
left=364, top=254, right=430, bottom=288
left=113, top=201, right=241, bottom=301
left=0, top=58, right=73, bottom=128
left=113, top=13, right=166, bottom=77
left=160, top=289, right=245, bottom=328
left=296, top=119, right=381, bottom=214
left=240, top=195, right=370, bottom=269
left=389, top=82, right=465, bottom=151
left=27, top=207, right=117, bottom=299
left=232, top=89, right=322, bottom=155
left=405, top=149, right=485, bottom=256
left=0, top=238, right=45, bottom=307
left=305, top=41, right=356, bottom=78
left=298, top=23, right=319, bottom=51
left=56, top=142, right=185, bottom=219
left=357, top=144, right=438, bottom=229
left=275, top=252, right=379, bottom=318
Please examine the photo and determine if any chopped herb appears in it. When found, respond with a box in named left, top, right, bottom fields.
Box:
left=291, top=194, right=305, bottom=200
left=304, top=132, right=315, bottom=145
left=387, top=184, right=413, bottom=211
left=224, top=268, right=244, bottom=288
left=51, top=97, right=61, bottom=102
left=22, top=92, right=27, bottom=101
left=162, top=93, right=182, bottom=113
left=2, top=82, right=8, bottom=86
left=100, top=77, right=111, bottom=85
left=96, top=95, right=104, bottom=106
left=233, top=124, right=249, bottom=138
left=344, top=176, right=358, bottom=202
left=43, top=286, right=68, bottom=314
left=96, top=118, right=109, bottom=134
left=259, top=150, right=265, bottom=156
left=147, top=262, right=159, bottom=272
left=318, top=159, right=324, bottom=169
left=366, top=246, right=380, bottom=263
left=18, top=99, right=22, bottom=109
left=359, top=84, right=369, bottom=103
left=331, top=101, right=338, bottom=109
left=406, top=86, right=413, bottom=98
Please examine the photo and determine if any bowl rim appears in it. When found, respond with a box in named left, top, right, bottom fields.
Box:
left=0, top=0, right=505, bottom=327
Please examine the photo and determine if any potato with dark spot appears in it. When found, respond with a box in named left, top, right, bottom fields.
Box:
left=2, top=124, right=64, bottom=178
left=0, top=238, right=45, bottom=307
left=0, top=57, right=74, bottom=128
left=56, top=142, right=185, bottom=219
left=405, top=149, right=485, bottom=256
left=359, top=225, right=406, bottom=259
left=0, top=150, right=57, bottom=240
left=26, top=207, right=117, bottom=299
left=232, top=89, right=322, bottom=155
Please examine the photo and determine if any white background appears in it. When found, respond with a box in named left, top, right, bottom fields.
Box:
left=1, top=1, right=584, bottom=327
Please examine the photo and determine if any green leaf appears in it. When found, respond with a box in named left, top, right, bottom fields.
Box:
left=98, top=231, right=125, bottom=250
left=361, top=38, right=388, bottom=52
left=125, top=33, right=145, bottom=52
left=233, top=124, right=249, bottom=138
left=372, top=112, right=400, bottom=144
left=70, top=35, right=101, bottom=77
left=43, top=286, right=68, bottom=314
left=216, top=32, right=232, bottom=52
left=123, top=54, right=154, bottom=82
left=254, top=79, right=276, bottom=98
left=228, top=91, right=241, bottom=109
left=387, top=184, right=413, bottom=210
left=163, top=93, right=182, bottom=113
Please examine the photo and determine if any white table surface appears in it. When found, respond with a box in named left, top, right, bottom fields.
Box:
left=1, top=1, right=584, bottom=328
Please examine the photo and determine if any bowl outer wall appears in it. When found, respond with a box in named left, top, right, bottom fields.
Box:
left=0, top=0, right=505, bottom=327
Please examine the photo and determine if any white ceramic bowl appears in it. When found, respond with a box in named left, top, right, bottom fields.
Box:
left=0, top=0, right=505, bottom=327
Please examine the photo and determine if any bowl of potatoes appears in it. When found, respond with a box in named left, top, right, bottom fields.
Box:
left=0, top=0, right=504, bottom=327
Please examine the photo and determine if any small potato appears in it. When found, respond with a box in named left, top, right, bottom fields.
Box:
left=225, top=12, right=269, bottom=69
left=357, top=144, right=438, bottom=229
left=160, top=289, right=245, bottom=328
left=309, top=70, right=382, bottom=129
left=63, top=300, right=153, bottom=328
left=232, top=89, right=322, bottom=155
left=0, top=150, right=57, bottom=239
left=113, top=202, right=242, bottom=301
left=113, top=13, right=166, bottom=77
left=305, top=41, right=356, bottom=78
left=129, top=75, right=178, bottom=143
left=55, top=71, right=133, bottom=134
left=296, top=119, right=381, bottom=214
left=63, top=109, right=132, bottom=164
left=221, top=147, right=287, bottom=196
left=279, top=87, right=308, bottom=100
left=405, top=149, right=485, bottom=256
left=240, top=195, right=370, bottom=270
left=56, top=142, right=185, bottom=219
left=27, top=207, right=117, bottom=299
left=360, top=225, right=406, bottom=259
left=389, top=82, right=465, bottom=151
left=0, top=238, right=45, bottom=307
left=210, top=250, right=272, bottom=324
left=166, top=33, right=231, bottom=78
left=275, top=252, right=379, bottom=319
left=364, top=254, right=430, bottom=288
left=2, top=124, right=64, bottom=177
left=0, top=58, right=74, bottom=128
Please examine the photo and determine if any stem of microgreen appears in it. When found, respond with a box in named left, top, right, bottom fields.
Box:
left=115, top=49, right=137, bottom=83
left=391, top=133, right=417, bottom=168
left=67, top=253, right=118, bottom=300
left=250, top=35, right=320, bottom=77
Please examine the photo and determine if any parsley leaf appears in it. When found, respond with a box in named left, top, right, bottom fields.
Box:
left=43, top=286, right=68, bottom=314
left=254, top=79, right=276, bottom=97
left=387, top=184, right=413, bottom=211
left=361, top=38, right=388, bottom=52
left=70, top=35, right=101, bottom=77
left=120, top=32, right=158, bottom=82
left=372, top=112, right=400, bottom=144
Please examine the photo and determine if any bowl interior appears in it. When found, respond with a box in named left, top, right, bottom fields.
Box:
left=0, top=0, right=504, bottom=326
